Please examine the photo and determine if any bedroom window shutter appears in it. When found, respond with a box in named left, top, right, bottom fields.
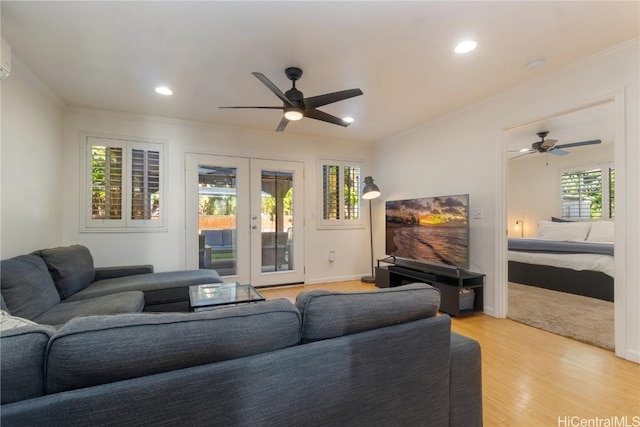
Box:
left=561, top=166, right=614, bottom=220
left=608, top=167, right=615, bottom=219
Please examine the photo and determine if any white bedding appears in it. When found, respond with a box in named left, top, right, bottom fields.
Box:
left=507, top=250, right=615, bottom=278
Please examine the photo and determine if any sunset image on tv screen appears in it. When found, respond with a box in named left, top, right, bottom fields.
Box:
left=385, top=194, right=469, bottom=268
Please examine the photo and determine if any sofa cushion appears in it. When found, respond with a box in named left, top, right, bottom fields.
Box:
left=33, top=291, right=145, bottom=326
left=1, top=318, right=56, bottom=404
left=33, top=245, right=96, bottom=299
left=45, top=298, right=301, bottom=393
left=65, top=269, right=223, bottom=303
left=1, top=255, right=61, bottom=320
left=296, top=282, right=441, bottom=342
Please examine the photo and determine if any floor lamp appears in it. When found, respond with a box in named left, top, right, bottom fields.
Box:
left=361, top=176, right=381, bottom=283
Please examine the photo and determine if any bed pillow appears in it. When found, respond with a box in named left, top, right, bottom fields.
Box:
left=536, top=220, right=591, bottom=241
left=586, top=221, right=614, bottom=243
left=551, top=216, right=573, bottom=223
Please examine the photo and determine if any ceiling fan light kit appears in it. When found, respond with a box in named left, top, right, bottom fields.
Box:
left=284, top=108, right=303, bottom=121
left=219, top=67, right=363, bottom=132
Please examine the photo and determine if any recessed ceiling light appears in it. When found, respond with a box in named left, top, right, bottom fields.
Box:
left=454, top=40, right=477, bottom=54
left=155, top=86, right=173, bottom=96
left=343, top=116, right=355, bottom=123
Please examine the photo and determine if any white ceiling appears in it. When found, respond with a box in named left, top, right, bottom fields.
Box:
left=2, top=1, right=638, bottom=142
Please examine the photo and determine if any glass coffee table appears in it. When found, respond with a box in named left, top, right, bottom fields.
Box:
left=189, top=282, right=265, bottom=312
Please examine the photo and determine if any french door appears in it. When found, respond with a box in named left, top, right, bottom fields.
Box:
left=185, top=154, right=304, bottom=287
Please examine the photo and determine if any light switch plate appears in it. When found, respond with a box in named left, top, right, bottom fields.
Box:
left=471, top=208, right=483, bottom=219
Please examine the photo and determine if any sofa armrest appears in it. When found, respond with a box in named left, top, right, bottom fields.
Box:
left=449, top=332, right=483, bottom=427
left=94, top=265, right=154, bottom=281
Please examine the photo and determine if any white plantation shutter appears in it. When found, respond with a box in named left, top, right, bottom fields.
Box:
left=561, top=164, right=614, bottom=220
left=131, top=148, right=160, bottom=220
left=91, top=145, right=123, bottom=220
left=322, top=164, right=340, bottom=220
left=318, top=158, right=363, bottom=228
left=84, top=136, right=165, bottom=231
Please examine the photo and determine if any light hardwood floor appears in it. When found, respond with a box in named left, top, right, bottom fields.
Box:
left=260, top=280, right=640, bottom=427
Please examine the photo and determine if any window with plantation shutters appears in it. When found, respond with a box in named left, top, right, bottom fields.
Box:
left=318, top=158, right=364, bottom=228
left=91, top=145, right=123, bottom=220
left=561, top=164, right=614, bottom=220
left=131, top=148, right=160, bottom=220
left=83, top=136, right=165, bottom=231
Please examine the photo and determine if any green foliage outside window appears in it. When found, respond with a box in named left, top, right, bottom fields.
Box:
left=561, top=167, right=614, bottom=220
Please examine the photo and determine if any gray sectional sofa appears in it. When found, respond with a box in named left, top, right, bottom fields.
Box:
left=0, top=244, right=223, bottom=325
left=0, top=283, right=483, bottom=426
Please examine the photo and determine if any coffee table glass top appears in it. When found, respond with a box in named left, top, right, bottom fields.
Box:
left=189, top=282, right=265, bottom=311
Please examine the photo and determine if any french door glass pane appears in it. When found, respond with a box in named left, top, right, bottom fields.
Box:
left=198, top=165, right=237, bottom=276
left=261, top=170, right=293, bottom=273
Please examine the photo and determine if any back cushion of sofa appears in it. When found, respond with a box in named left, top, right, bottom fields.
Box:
left=1, top=314, right=56, bottom=404
left=0, top=255, right=61, bottom=320
left=45, top=299, right=301, bottom=393
left=34, top=245, right=96, bottom=299
left=296, top=283, right=441, bottom=342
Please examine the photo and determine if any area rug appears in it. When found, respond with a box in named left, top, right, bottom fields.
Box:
left=507, top=282, right=614, bottom=351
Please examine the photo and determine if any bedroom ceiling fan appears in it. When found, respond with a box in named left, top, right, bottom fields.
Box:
left=510, top=131, right=602, bottom=160
left=219, top=67, right=363, bottom=132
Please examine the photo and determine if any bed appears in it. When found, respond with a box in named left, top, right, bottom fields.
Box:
left=507, top=220, right=614, bottom=302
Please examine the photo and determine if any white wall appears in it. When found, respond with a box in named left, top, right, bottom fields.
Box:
left=508, top=143, right=614, bottom=238
left=0, top=58, right=64, bottom=258
left=375, top=40, right=639, bottom=362
left=61, top=109, right=374, bottom=283
left=3, top=41, right=638, bottom=362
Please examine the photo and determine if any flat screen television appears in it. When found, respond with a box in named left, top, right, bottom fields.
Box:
left=385, top=194, right=469, bottom=270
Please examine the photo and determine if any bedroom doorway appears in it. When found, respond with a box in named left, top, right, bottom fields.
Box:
left=503, top=98, right=616, bottom=351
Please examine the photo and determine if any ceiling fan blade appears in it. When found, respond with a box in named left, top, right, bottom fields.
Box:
left=218, top=106, right=283, bottom=109
left=508, top=148, right=534, bottom=153
left=276, top=117, right=289, bottom=132
left=252, top=72, right=295, bottom=107
left=540, top=138, right=558, bottom=149
left=554, top=139, right=602, bottom=150
left=304, top=89, right=363, bottom=109
left=548, top=148, right=569, bottom=156
left=305, top=109, right=351, bottom=127
left=509, top=151, right=535, bottom=160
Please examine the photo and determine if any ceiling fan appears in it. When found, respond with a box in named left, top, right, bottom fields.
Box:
left=510, top=131, right=602, bottom=159
left=219, top=67, right=363, bottom=132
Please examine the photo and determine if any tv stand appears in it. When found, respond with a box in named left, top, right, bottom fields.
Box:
left=375, top=259, right=484, bottom=316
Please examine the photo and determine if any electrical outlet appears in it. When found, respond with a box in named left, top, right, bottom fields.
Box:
left=328, top=250, right=336, bottom=262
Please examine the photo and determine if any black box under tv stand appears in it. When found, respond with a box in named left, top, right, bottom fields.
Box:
left=375, top=259, right=484, bottom=317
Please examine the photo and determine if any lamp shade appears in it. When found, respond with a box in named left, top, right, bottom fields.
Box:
left=362, top=176, right=380, bottom=200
